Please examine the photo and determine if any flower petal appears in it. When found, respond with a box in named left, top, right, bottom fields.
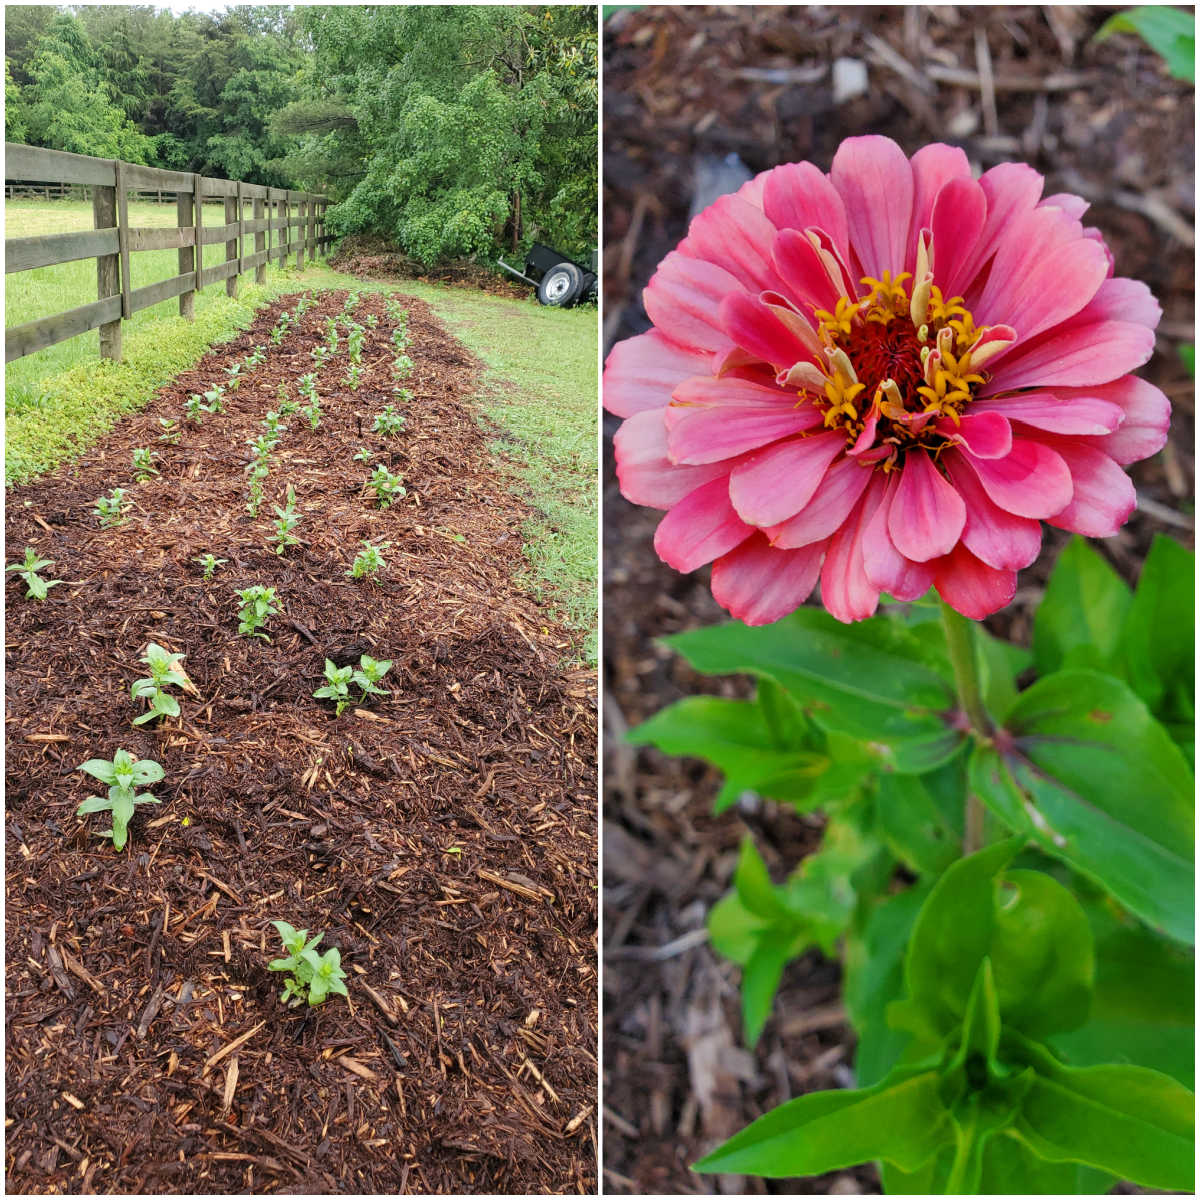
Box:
left=862, top=475, right=936, bottom=600
left=934, top=411, right=1012, bottom=459
left=711, top=534, right=826, bottom=626
left=888, top=452, right=966, bottom=562
left=644, top=252, right=745, bottom=352
left=1074, top=376, right=1171, bottom=465
left=603, top=330, right=713, bottom=417
left=950, top=161, right=1045, bottom=292
left=614, top=409, right=728, bottom=508
left=943, top=451, right=1043, bottom=571
left=653, top=478, right=754, bottom=573
left=767, top=454, right=874, bottom=549
left=761, top=161, right=850, bottom=256
left=929, top=176, right=988, bottom=300
left=961, top=438, right=1073, bottom=520
left=678, top=191, right=785, bottom=295
left=728, top=431, right=846, bottom=526
left=830, top=135, right=914, bottom=281
left=1041, top=439, right=1137, bottom=538
left=819, top=476, right=886, bottom=623
left=720, top=291, right=822, bottom=370
left=933, top=543, right=1017, bottom=620
left=971, top=390, right=1125, bottom=435
left=772, top=228, right=845, bottom=314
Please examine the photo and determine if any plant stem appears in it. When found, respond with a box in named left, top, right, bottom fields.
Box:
left=940, top=599, right=991, bottom=855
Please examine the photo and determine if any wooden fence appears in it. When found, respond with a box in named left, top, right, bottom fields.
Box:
left=5, top=143, right=332, bottom=364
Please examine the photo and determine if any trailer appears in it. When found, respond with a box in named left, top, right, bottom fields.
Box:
left=497, top=242, right=597, bottom=307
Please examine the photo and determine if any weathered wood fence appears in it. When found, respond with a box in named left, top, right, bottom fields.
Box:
left=5, top=143, right=332, bottom=363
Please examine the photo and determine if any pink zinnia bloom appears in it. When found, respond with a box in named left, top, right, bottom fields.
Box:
left=604, top=136, right=1169, bottom=624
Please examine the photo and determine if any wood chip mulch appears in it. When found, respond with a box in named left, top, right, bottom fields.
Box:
left=5, top=287, right=597, bottom=1194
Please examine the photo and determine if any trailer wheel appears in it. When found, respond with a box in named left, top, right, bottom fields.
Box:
left=537, top=262, right=583, bottom=307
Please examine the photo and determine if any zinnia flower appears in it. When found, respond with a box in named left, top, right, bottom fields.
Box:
left=604, top=136, right=1169, bottom=624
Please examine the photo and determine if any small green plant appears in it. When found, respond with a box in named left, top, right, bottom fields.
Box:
left=247, top=433, right=277, bottom=460
left=236, top=584, right=279, bottom=639
left=184, top=394, right=207, bottom=423
left=157, top=417, right=181, bottom=444
left=132, top=447, right=159, bottom=482
left=348, top=540, right=390, bottom=583
left=302, top=400, right=321, bottom=430
left=279, top=398, right=300, bottom=416
left=131, top=642, right=187, bottom=726
left=95, top=487, right=128, bottom=528
left=6, top=547, right=61, bottom=600
left=268, top=921, right=349, bottom=1007
left=246, top=344, right=266, bottom=368
left=313, top=659, right=355, bottom=715
left=262, top=410, right=288, bottom=438
left=391, top=327, right=409, bottom=352
left=346, top=326, right=365, bottom=362
left=372, top=405, right=405, bottom=436
left=270, top=319, right=290, bottom=346
left=76, top=749, right=163, bottom=851
left=223, top=363, right=243, bottom=390
left=353, top=446, right=373, bottom=464
left=194, top=553, right=227, bottom=581
left=343, top=291, right=361, bottom=314
left=297, top=373, right=318, bottom=401
left=324, top=317, right=340, bottom=354
left=314, top=653, right=392, bottom=714
left=392, top=354, right=414, bottom=379
left=271, top=486, right=302, bottom=555
left=204, top=385, right=226, bottom=412
left=312, top=344, right=331, bottom=369
left=344, top=363, right=364, bottom=391
left=367, top=465, right=406, bottom=508
left=391, top=386, right=413, bottom=404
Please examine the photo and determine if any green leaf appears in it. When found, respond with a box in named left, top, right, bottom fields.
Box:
left=901, top=839, right=1020, bottom=1039
left=742, top=928, right=794, bottom=1047
left=1050, top=909, right=1194, bottom=1087
left=844, top=885, right=929, bottom=1086
left=627, top=696, right=829, bottom=813
left=78, top=758, right=118, bottom=785
left=1096, top=6, right=1195, bottom=82
left=733, top=837, right=788, bottom=921
left=971, top=671, right=1193, bottom=943
left=1032, top=538, right=1130, bottom=679
left=693, top=1065, right=950, bottom=1176
left=1115, top=534, right=1194, bottom=744
left=706, top=891, right=764, bottom=966
left=875, top=759, right=964, bottom=876
left=667, top=610, right=963, bottom=773
left=129, top=758, right=164, bottom=786
left=1014, top=1053, right=1194, bottom=1192
left=76, top=794, right=113, bottom=816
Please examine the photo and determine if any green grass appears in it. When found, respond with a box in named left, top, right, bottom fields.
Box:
left=5, top=200, right=598, bottom=662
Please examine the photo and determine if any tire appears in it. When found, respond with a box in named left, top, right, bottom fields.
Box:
left=537, top=261, right=583, bottom=307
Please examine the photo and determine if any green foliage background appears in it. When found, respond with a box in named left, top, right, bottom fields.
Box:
left=5, top=4, right=597, bottom=267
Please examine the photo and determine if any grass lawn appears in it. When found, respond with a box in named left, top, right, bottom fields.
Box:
left=5, top=200, right=598, bottom=662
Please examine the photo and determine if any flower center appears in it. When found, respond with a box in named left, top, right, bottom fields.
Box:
left=810, top=270, right=991, bottom=468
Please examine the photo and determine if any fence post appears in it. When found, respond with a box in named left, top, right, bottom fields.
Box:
left=295, top=195, right=305, bottom=271
left=254, top=194, right=266, bottom=284
left=177, top=183, right=195, bottom=320
left=225, top=188, right=238, bottom=298
left=194, top=176, right=205, bottom=293
left=307, top=197, right=316, bottom=261
left=115, top=162, right=132, bottom=320
left=93, top=163, right=121, bottom=362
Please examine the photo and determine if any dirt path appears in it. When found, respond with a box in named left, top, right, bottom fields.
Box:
left=5, top=289, right=597, bottom=1194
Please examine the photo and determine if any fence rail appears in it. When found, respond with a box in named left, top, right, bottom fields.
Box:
left=5, top=143, right=332, bottom=364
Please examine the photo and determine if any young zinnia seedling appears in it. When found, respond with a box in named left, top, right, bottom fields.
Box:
left=246, top=345, right=266, bottom=368
left=131, top=641, right=187, bottom=726
left=391, top=354, right=414, bottom=379
left=271, top=486, right=302, bottom=555
left=347, top=540, right=390, bottom=583
left=353, top=653, right=392, bottom=701
left=297, top=373, right=318, bottom=401
left=353, top=446, right=373, bottom=464
left=372, top=405, right=405, bottom=436
left=311, top=344, right=331, bottom=369
left=76, top=749, right=164, bottom=851
left=6, top=547, right=61, bottom=600
left=367, top=465, right=406, bottom=508
left=236, top=584, right=279, bottom=640
left=194, top=552, right=227, bottom=580
left=344, top=363, right=364, bottom=391
left=95, top=487, right=128, bottom=528
left=313, top=653, right=392, bottom=713
left=365, top=313, right=378, bottom=329
left=268, top=921, right=349, bottom=1007
left=302, top=400, right=321, bottom=430
left=184, top=394, right=207, bottom=423
left=391, top=386, right=413, bottom=404
left=204, top=385, right=226, bottom=412
left=222, top=363, right=243, bottom=391
left=132, top=447, right=159, bottom=481
left=158, top=417, right=181, bottom=444
left=313, top=659, right=355, bottom=715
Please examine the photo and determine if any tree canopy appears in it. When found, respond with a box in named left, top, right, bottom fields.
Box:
left=5, top=4, right=597, bottom=267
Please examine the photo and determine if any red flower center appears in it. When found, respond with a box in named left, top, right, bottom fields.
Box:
left=842, top=317, right=925, bottom=407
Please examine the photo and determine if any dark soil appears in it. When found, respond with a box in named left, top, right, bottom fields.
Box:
left=602, top=6, right=1193, bottom=1195
left=6, top=289, right=597, bottom=1194
left=329, top=236, right=534, bottom=302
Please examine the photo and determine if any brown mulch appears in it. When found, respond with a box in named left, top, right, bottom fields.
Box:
left=5, top=288, right=597, bottom=1194
left=329, top=236, right=533, bottom=301
left=602, top=6, right=1193, bottom=1195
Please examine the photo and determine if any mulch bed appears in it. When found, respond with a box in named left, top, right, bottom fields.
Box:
left=329, top=236, right=533, bottom=301
left=602, top=6, right=1194, bottom=1195
left=6, top=288, right=597, bottom=1194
